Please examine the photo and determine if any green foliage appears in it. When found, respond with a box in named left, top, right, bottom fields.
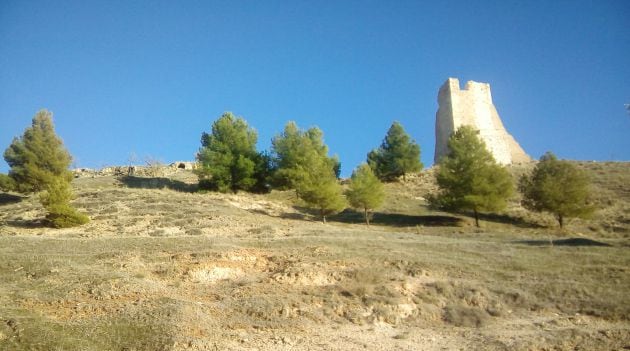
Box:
left=271, top=121, right=340, bottom=190
left=196, top=112, right=261, bottom=193
left=367, top=121, right=422, bottom=181
left=298, top=160, right=347, bottom=223
left=251, top=151, right=273, bottom=193
left=3, top=109, right=88, bottom=227
left=519, top=152, right=594, bottom=228
left=40, top=178, right=89, bottom=228
left=346, top=164, right=384, bottom=225
left=271, top=121, right=345, bottom=221
left=0, top=173, right=16, bottom=191
left=431, top=126, right=514, bottom=227
left=4, top=110, right=73, bottom=193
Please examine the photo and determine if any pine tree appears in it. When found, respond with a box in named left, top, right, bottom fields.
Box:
left=367, top=121, right=422, bottom=181
left=271, top=121, right=339, bottom=191
left=431, top=126, right=513, bottom=227
left=346, top=164, right=384, bottom=225
left=3, top=110, right=89, bottom=227
left=271, top=121, right=345, bottom=222
left=196, top=112, right=260, bottom=193
left=40, top=177, right=89, bottom=228
left=519, top=152, right=593, bottom=228
left=298, top=159, right=347, bottom=223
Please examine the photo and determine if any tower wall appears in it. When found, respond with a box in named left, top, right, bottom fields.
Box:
left=434, top=78, right=531, bottom=164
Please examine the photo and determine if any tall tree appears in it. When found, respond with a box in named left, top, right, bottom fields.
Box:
left=367, top=121, right=422, bottom=181
left=346, top=163, right=385, bottom=225
left=431, top=126, right=513, bottom=227
left=196, top=112, right=260, bottom=193
left=519, top=152, right=594, bottom=228
left=3, top=110, right=89, bottom=227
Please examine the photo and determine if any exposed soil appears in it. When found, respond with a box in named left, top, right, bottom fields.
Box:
left=0, top=164, right=629, bottom=350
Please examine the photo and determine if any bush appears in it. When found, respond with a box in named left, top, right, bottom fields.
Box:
left=45, top=204, right=90, bottom=228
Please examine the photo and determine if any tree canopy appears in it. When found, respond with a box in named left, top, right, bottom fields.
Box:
left=431, top=126, right=514, bottom=227
left=271, top=121, right=340, bottom=190
left=3, top=110, right=89, bottom=227
left=519, top=152, right=594, bottom=228
left=4, top=110, right=73, bottom=193
left=298, top=159, right=347, bottom=223
left=271, top=121, right=345, bottom=222
left=346, top=163, right=384, bottom=225
left=367, top=121, right=422, bottom=181
left=196, top=112, right=264, bottom=193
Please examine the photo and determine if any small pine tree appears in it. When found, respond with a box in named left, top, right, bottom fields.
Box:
left=40, top=177, right=89, bottom=228
left=431, top=126, right=514, bottom=227
left=298, top=160, right=347, bottom=223
left=519, top=152, right=594, bottom=228
left=196, top=112, right=260, bottom=193
left=346, top=164, right=384, bottom=225
left=3, top=110, right=89, bottom=227
left=367, top=121, right=422, bottom=181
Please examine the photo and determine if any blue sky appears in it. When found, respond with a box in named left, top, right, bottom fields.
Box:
left=1, top=0, right=629, bottom=176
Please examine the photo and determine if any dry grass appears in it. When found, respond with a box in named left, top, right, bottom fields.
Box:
left=0, top=163, right=629, bottom=350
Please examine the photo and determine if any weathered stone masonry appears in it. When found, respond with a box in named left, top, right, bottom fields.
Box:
left=434, top=78, right=531, bottom=164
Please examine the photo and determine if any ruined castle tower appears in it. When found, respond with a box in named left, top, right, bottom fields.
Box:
left=434, top=78, right=531, bottom=164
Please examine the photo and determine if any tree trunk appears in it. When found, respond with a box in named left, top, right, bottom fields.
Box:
left=557, top=214, right=563, bottom=229
left=473, top=208, right=480, bottom=227
left=364, top=208, right=370, bottom=226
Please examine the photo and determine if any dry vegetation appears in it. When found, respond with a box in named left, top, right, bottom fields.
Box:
left=0, top=162, right=629, bottom=350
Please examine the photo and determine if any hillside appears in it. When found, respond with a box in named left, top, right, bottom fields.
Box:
left=0, top=162, right=629, bottom=350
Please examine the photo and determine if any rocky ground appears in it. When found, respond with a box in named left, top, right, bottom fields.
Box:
left=0, top=163, right=629, bottom=350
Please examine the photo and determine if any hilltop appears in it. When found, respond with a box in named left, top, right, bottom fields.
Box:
left=0, top=161, right=629, bottom=350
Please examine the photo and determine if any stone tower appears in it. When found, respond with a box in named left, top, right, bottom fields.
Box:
left=434, top=78, right=531, bottom=164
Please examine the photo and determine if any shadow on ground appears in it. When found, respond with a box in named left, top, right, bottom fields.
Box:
left=516, top=237, right=612, bottom=247
left=119, top=176, right=198, bottom=193
left=329, top=209, right=464, bottom=227
left=5, top=219, right=47, bottom=229
left=476, top=212, right=545, bottom=229
left=0, top=193, right=24, bottom=206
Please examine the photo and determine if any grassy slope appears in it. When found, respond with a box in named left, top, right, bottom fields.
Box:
left=0, top=162, right=628, bottom=350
